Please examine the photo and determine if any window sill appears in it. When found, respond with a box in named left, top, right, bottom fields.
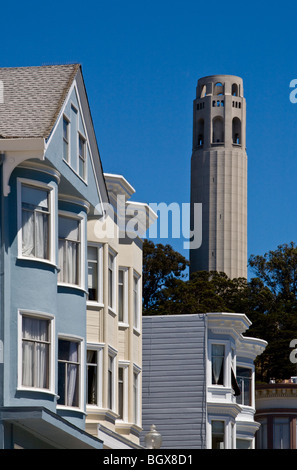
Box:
left=57, top=282, right=87, bottom=294
left=56, top=405, right=86, bottom=415
left=17, top=256, right=58, bottom=270
left=87, top=301, right=104, bottom=309
left=119, top=322, right=129, bottom=329
left=17, top=386, right=57, bottom=397
left=133, top=327, right=141, bottom=336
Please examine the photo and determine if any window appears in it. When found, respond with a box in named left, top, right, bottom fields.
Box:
left=212, top=420, right=225, bottom=449
left=118, top=366, right=124, bottom=419
left=256, top=418, right=268, bottom=449
left=211, top=344, right=225, bottom=385
left=107, top=352, right=116, bottom=411
left=133, top=368, right=140, bottom=425
left=108, top=251, right=116, bottom=311
left=21, top=314, right=51, bottom=390
left=87, top=245, right=102, bottom=303
left=87, top=349, right=98, bottom=405
left=133, top=273, right=140, bottom=330
left=273, top=417, right=290, bottom=449
left=58, top=214, right=82, bottom=286
left=118, top=268, right=128, bottom=323
left=20, top=183, right=52, bottom=261
left=78, top=133, right=86, bottom=180
left=236, top=367, right=252, bottom=406
left=58, top=339, right=81, bottom=408
left=63, top=115, right=70, bottom=162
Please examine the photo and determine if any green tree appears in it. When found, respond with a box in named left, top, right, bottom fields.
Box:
left=142, top=239, right=189, bottom=313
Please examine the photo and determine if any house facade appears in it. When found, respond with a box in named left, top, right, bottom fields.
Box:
left=141, top=313, right=267, bottom=449
left=0, top=64, right=154, bottom=449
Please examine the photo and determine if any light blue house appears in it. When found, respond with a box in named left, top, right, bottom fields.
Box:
left=0, top=64, right=109, bottom=448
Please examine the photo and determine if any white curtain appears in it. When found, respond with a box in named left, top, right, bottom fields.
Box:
left=22, top=185, right=49, bottom=259
left=22, top=317, right=49, bottom=388
left=58, top=241, right=78, bottom=284
left=212, top=344, right=224, bottom=385
left=67, top=342, right=78, bottom=406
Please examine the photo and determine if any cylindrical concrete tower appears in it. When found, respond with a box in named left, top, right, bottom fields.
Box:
left=190, top=75, right=247, bottom=279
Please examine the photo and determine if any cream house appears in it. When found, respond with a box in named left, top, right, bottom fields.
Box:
left=85, top=173, right=157, bottom=448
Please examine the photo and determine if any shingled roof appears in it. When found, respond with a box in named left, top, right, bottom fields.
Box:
left=0, top=63, right=80, bottom=139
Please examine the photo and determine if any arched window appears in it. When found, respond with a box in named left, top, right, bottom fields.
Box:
left=197, top=118, right=204, bottom=146
left=212, top=116, right=224, bottom=143
left=232, top=117, right=241, bottom=144
left=232, top=83, right=238, bottom=96
left=214, top=82, right=224, bottom=96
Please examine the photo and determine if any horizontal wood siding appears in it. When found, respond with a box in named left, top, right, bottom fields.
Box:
left=141, top=315, right=207, bottom=449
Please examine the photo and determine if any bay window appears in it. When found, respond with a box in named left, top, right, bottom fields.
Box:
left=236, top=367, right=252, bottom=406
left=212, top=420, right=225, bottom=449
left=133, top=272, right=140, bottom=330
left=87, top=244, right=102, bottom=303
left=58, top=214, right=82, bottom=287
left=19, top=181, right=54, bottom=262
left=21, top=314, right=52, bottom=390
left=108, top=251, right=116, bottom=311
left=118, top=267, right=128, bottom=323
left=211, top=344, right=225, bottom=385
left=58, top=338, right=81, bottom=408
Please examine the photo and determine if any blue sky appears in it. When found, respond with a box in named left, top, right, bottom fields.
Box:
left=2, top=0, right=297, bottom=279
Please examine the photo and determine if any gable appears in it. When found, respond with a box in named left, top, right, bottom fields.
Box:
left=44, top=68, right=109, bottom=215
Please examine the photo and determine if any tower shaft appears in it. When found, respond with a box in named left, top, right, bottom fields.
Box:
left=190, top=75, right=247, bottom=279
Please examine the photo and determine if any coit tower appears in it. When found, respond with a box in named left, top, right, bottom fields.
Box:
left=190, top=75, right=247, bottom=279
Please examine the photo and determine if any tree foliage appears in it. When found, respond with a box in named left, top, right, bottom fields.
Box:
left=142, top=240, right=297, bottom=382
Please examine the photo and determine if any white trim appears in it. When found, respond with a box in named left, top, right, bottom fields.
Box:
left=17, top=309, right=55, bottom=394
left=17, top=178, right=56, bottom=266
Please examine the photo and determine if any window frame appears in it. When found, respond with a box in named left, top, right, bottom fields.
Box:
left=133, top=365, right=141, bottom=426
left=62, top=114, right=70, bottom=163
left=78, top=131, right=87, bottom=181
left=57, top=335, right=84, bottom=411
left=17, top=178, right=56, bottom=266
left=117, top=361, right=129, bottom=422
left=107, top=347, right=117, bottom=412
left=133, top=271, right=141, bottom=332
left=18, top=309, right=55, bottom=395
left=108, top=249, right=117, bottom=313
left=118, top=267, right=128, bottom=325
left=58, top=210, right=85, bottom=290
left=87, top=243, right=103, bottom=305
left=86, top=343, right=104, bottom=408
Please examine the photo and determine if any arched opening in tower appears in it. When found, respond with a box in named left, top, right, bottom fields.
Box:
left=212, top=116, right=224, bottom=143
left=232, top=117, right=241, bottom=145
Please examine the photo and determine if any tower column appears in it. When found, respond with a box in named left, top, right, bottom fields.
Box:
left=190, top=75, right=247, bottom=279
